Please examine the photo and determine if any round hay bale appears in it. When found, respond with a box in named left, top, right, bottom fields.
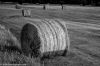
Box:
left=0, top=24, right=21, bottom=52
left=22, top=8, right=31, bottom=17
left=43, top=4, right=46, bottom=10
left=15, top=4, right=22, bottom=9
left=20, top=19, right=70, bottom=58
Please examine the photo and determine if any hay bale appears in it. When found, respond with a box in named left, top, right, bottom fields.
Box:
left=22, top=8, right=31, bottom=17
left=20, top=19, right=70, bottom=58
left=15, top=4, right=22, bottom=9
left=61, top=5, right=64, bottom=10
left=0, top=24, right=21, bottom=52
left=43, top=4, right=46, bottom=10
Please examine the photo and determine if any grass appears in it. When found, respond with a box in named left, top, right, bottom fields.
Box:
left=0, top=51, right=40, bottom=66
left=0, top=4, right=100, bottom=66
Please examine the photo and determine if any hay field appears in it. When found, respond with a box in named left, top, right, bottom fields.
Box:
left=0, top=4, right=100, bottom=66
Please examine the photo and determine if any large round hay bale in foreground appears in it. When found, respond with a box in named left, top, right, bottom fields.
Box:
left=21, top=19, right=70, bottom=58
left=0, top=24, right=21, bottom=52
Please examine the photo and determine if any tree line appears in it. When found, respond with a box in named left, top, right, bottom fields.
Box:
left=0, top=0, right=100, bottom=6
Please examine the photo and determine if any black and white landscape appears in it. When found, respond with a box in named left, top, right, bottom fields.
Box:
left=0, top=1, right=100, bottom=66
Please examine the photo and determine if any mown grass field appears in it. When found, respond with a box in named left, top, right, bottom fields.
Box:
left=0, top=4, right=100, bottom=66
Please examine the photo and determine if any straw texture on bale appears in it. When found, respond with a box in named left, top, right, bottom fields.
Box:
left=21, top=19, right=70, bottom=58
left=22, top=9, right=31, bottom=17
left=0, top=24, right=21, bottom=52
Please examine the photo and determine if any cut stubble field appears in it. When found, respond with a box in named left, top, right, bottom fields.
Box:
left=0, top=4, right=100, bottom=66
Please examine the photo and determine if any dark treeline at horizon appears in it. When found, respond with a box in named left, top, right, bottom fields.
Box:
left=0, top=0, right=100, bottom=6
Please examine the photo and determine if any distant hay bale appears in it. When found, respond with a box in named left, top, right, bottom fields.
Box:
left=43, top=4, right=46, bottom=10
left=61, top=5, right=64, bottom=10
left=0, top=24, right=21, bottom=52
left=20, top=19, right=70, bottom=58
left=15, top=4, right=22, bottom=9
left=22, top=8, right=31, bottom=17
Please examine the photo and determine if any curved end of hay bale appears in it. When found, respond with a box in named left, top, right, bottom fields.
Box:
left=0, top=24, right=21, bottom=52
left=21, top=19, right=70, bottom=58
left=21, top=23, right=41, bottom=57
